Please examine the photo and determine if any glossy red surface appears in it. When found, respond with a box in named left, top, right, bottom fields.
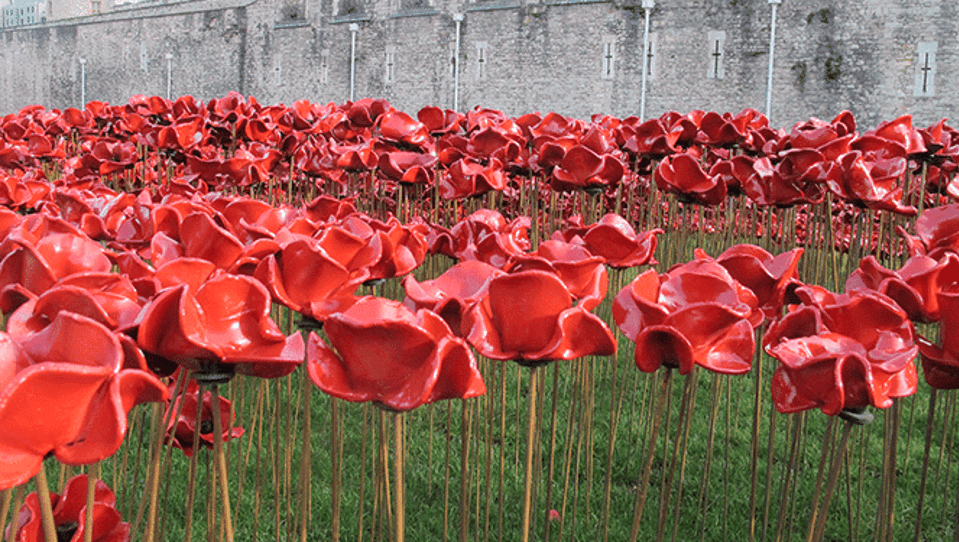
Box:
left=11, top=474, right=130, bottom=542
left=765, top=286, right=918, bottom=415
left=307, top=296, right=486, bottom=411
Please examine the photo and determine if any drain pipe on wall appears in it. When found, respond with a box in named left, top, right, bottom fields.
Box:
left=638, top=0, right=653, bottom=122
left=765, top=0, right=781, bottom=122
left=349, top=23, right=359, bottom=101
left=452, top=13, right=464, bottom=111
left=165, top=53, right=173, bottom=100
left=79, top=58, right=87, bottom=107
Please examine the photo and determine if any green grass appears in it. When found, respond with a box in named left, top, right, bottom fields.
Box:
left=8, top=209, right=959, bottom=542
left=44, top=313, right=957, bottom=542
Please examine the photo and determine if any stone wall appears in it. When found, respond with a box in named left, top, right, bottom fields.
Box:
left=2, top=0, right=957, bottom=131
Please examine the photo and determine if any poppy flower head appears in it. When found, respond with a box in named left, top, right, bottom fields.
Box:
left=137, top=273, right=304, bottom=380
left=0, top=312, right=168, bottom=490
left=10, top=474, right=130, bottom=542
left=898, top=203, right=959, bottom=259
left=402, top=260, right=506, bottom=337
left=465, top=270, right=616, bottom=366
left=254, top=238, right=368, bottom=320
left=307, top=296, right=486, bottom=411
left=613, top=259, right=759, bottom=375
left=654, top=153, right=727, bottom=206
left=845, top=253, right=959, bottom=323
left=695, top=244, right=804, bottom=320
left=507, top=239, right=608, bottom=311
left=765, top=286, right=918, bottom=415
left=917, top=283, right=959, bottom=389
left=165, top=378, right=245, bottom=456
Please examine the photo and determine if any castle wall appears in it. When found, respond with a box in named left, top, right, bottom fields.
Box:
left=2, top=0, right=957, bottom=131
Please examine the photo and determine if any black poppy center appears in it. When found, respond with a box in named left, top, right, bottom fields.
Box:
left=57, top=522, right=78, bottom=542
left=200, top=419, right=215, bottom=434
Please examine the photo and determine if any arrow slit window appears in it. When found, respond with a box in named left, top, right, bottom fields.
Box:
left=707, top=30, right=725, bottom=79
left=914, top=42, right=937, bottom=97
left=385, top=47, right=396, bottom=85
left=602, top=37, right=616, bottom=80
left=476, top=42, right=488, bottom=81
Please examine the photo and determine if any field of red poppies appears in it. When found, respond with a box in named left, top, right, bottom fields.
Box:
left=1, top=92, right=958, bottom=541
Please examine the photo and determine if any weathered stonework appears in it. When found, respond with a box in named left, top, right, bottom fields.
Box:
left=2, top=0, right=957, bottom=130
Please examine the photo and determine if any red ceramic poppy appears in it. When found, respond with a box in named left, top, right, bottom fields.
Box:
left=254, top=237, right=369, bottom=322
left=613, top=260, right=759, bottom=375
left=447, top=209, right=511, bottom=247
left=704, top=156, right=752, bottom=197
left=897, top=203, right=959, bottom=259
left=0, top=232, right=113, bottom=313
left=458, top=228, right=531, bottom=269
left=823, top=150, right=916, bottom=215
left=465, top=126, right=523, bottom=166
left=157, top=116, right=209, bottom=152
left=550, top=145, right=624, bottom=193
left=331, top=140, right=377, bottom=171
left=765, top=286, right=918, bottom=415
left=303, top=194, right=357, bottom=224
left=402, top=260, right=506, bottom=337
left=418, top=106, right=464, bottom=136
left=0, top=169, right=51, bottom=211
left=845, top=253, right=959, bottom=323
left=528, top=112, right=577, bottom=140
left=292, top=135, right=334, bottom=177
left=444, top=210, right=531, bottom=268
left=0, top=139, right=28, bottom=171
left=378, top=110, right=430, bottom=149
left=153, top=211, right=246, bottom=270
left=136, top=273, right=304, bottom=380
left=744, top=149, right=828, bottom=207
left=436, top=133, right=469, bottom=166
left=49, top=189, right=109, bottom=241
left=165, top=378, right=245, bottom=457
left=782, top=112, right=855, bottom=156
left=695, top=244, right=803, bottom=320
left=507, top=239, right=608, bottom=311
left=560, top=214, right=662, bottom=269
left=618, top=117, right=680, bottom=157
left=306, top=217, right=381, bottom=275
left=439, top=157, right=507, bottom=200
left=917, top=120, right=959, bottom=172
left=228, top=143, right=285, bottom=188
left=364, top=215, right=429, bottom=280
left=0, top=207, right=23, bottom=242
left=917, top=283, right=959, bottom=389
left=654, top=153, right=726, bottom=206
left=242, top=115, right=282, bottom=147
left=218, top=196, right=299, bottom=243
left=465, top=270, right=616, bottom=366
left=531, top=134, right=577, bottom=173
left=346, top=98, right=391, bottom=129
left=89, top=140, right=139, bottom=176
left=10, top=474, right=130, bottom=542
left=0, top=312, right=168, bottom=489
left=6, top=277, right=141, bottom=341
left=866, top=114, right=927, bottom=157
left=376, top=151, right=437, bottom=185
left=307, top=296, right=486, bottom=411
